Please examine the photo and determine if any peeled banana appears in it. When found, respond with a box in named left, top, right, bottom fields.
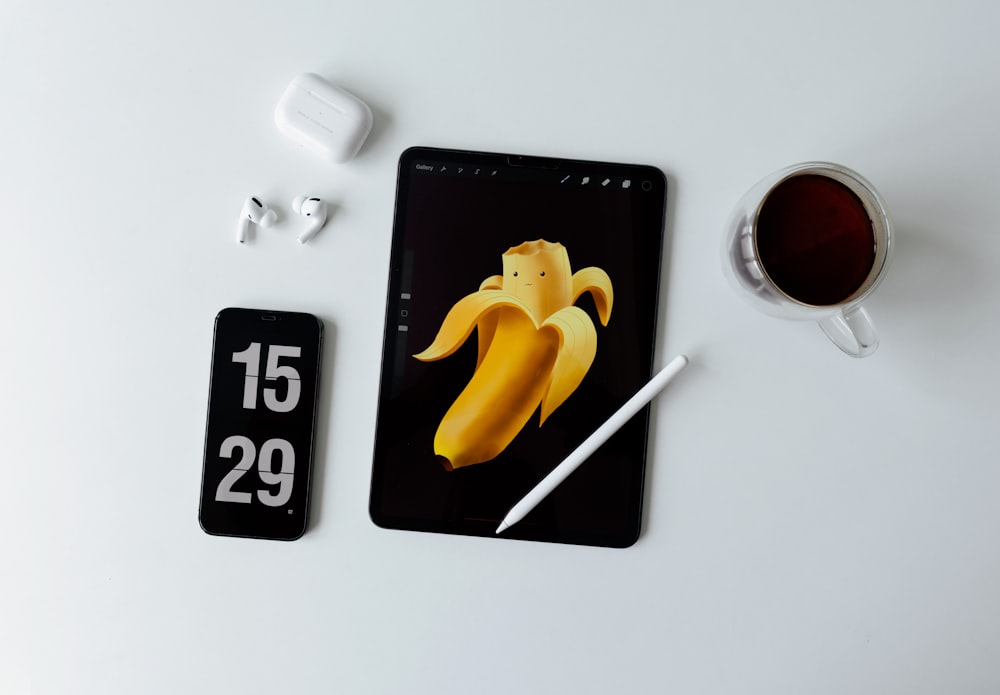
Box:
left=414, top=239, right=613, bottom=469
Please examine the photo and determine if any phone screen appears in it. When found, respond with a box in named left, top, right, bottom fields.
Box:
left=370, top=147, right=667, bottom=547
left=199, top=308, right=323, bottom=540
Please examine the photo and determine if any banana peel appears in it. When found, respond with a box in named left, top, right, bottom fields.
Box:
left=414, top=239, right=613, bottom=470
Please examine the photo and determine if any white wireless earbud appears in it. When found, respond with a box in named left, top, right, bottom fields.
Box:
left=292, top=195, right=328, bottom=244
left=238, top=196, right=277, bottom=243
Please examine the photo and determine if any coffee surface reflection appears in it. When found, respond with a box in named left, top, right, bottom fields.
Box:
left=756, top=174, right=876, bottom=307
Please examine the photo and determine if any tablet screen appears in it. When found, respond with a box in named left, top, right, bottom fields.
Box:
left=370, top=147, right=667, bottom=547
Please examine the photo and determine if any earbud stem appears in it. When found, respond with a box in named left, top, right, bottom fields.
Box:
left=298, top=223, right=322, bottom=244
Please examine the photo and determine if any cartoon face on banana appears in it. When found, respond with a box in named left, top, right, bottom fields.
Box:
left=414, top=239, right=613, bottom=470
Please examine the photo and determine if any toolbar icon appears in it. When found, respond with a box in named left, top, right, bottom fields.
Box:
left=601, top=178, right=611, bottom=187
left=622, top=180, right=631, bottom=189
left=560, top=175, right=571, bottom=183
left=581, top=176, right=590, bottom=185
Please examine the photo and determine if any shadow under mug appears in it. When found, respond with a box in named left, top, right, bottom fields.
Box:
left=723, top=162, right=892, bottom=357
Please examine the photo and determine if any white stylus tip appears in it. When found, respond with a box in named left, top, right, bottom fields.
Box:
left=495, top=521, right=510, bottom=535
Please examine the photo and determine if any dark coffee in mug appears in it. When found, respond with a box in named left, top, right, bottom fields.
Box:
left=755, top=174, right=876, bottom=306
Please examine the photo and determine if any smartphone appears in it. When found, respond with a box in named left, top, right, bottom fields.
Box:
left=199, top=308, right=324, bottom=540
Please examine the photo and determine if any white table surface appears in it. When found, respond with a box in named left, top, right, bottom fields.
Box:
left=3, top=2, right=999, bottom=693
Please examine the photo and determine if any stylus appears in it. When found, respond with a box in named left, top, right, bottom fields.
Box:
left=496, top=354, right=689, bottom=535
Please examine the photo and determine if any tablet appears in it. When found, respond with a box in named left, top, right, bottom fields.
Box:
left=369, top=147, right=668, bottom=547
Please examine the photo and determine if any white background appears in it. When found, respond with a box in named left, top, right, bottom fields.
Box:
left=2, top=1, right=999, bottom=693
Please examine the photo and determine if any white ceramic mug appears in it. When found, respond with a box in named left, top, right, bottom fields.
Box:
left=723, top=162, right=892, bottom=357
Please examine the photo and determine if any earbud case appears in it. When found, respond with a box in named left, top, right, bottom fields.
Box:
left=274, top=73, right=373, bottom=163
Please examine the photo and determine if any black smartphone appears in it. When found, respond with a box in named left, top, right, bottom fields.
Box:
left=199, top=308, right=324, bottom=540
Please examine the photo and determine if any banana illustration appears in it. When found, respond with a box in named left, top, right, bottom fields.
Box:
left=414, top=239, right=613, bottom=470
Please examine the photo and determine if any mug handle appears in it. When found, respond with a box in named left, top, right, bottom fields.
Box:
left=818, top=306, right=879, bottom=358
